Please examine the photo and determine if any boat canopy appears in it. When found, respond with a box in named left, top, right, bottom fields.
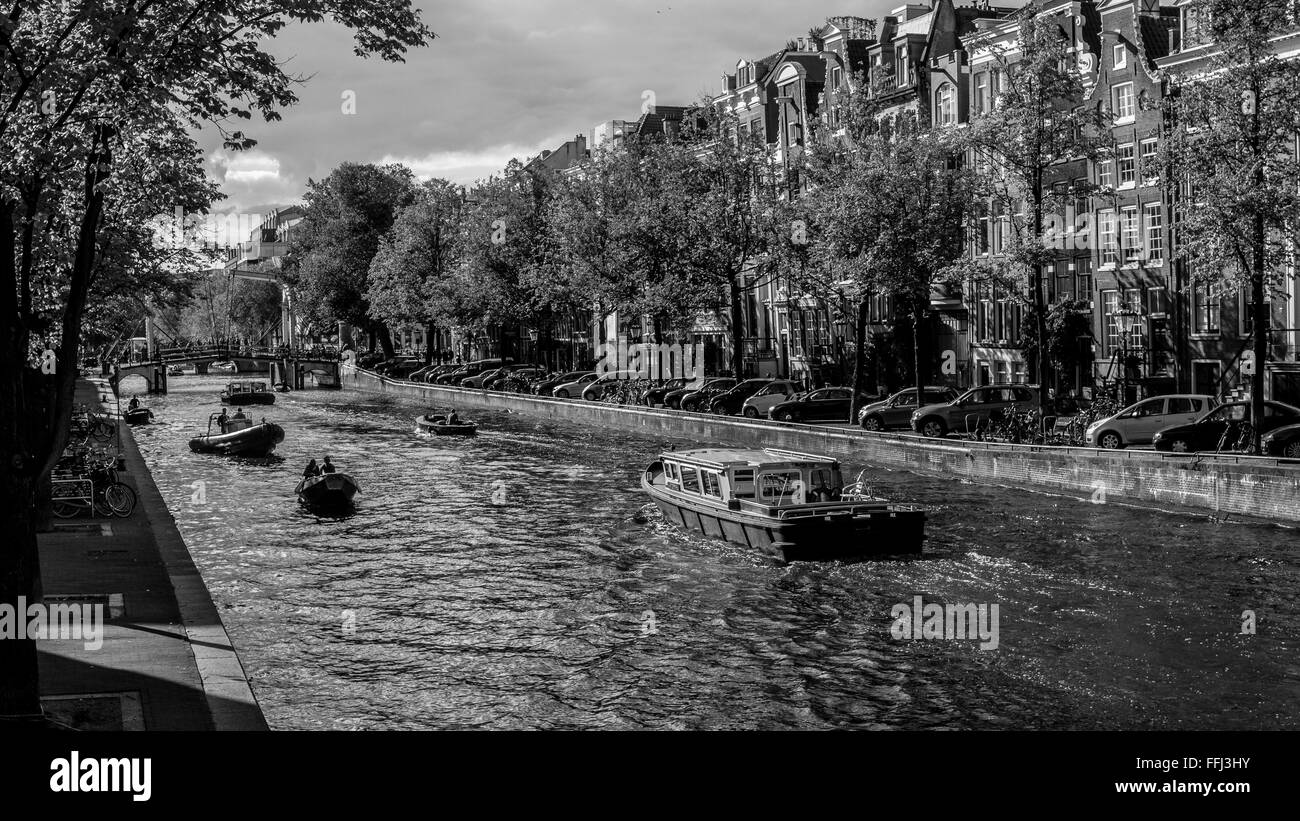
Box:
left=659, top=448, right=844, bottom=507
left=226, top=381, right=269, bottom=393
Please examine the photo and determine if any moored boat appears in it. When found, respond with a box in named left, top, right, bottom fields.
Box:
left=124, top=407, right=153, bottom=425
left=211, top=360, right=237, bottom=373
left=295, top=472, right=360, bottom=508
left=189, top=412, right=284, bottom=456
left=220, top=380, right=275, bottom=406
left=640, top=447, right=925, bottom=563
left=415, top=414, right=477, bottom=435
left=167, top=365, right=184, bottom=376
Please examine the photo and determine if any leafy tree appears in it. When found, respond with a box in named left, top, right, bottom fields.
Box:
left=800, top=100, right=972, bottom=418
left=0, top=0, right=432, bottom=718
left=284, top=163, right=417, bottom=357
left=366, top=179, right=469, bottom=364
left=1157, top=0, right=1300, bottom=452
left=955, top=6, right=1109, bottom=410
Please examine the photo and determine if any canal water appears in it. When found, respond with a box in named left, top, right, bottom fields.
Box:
left=126, top=375, right=1299, bottom=730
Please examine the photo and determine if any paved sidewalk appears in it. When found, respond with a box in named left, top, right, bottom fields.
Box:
left=36, top=378, right=267, bottom=731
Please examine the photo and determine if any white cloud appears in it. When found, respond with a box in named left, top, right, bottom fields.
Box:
left=380, top=139, right=565, bottom=185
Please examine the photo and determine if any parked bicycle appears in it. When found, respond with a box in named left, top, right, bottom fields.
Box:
left=50, top=452, right=136, bottom=518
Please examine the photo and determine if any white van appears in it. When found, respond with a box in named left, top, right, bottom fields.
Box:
left=1086, top=394, right=1219, bottom=449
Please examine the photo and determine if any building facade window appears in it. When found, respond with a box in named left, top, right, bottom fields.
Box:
left=1121, top=206, right=1140, bottom=262
left=974, top=72, right=988, bottom=115
left=936, top=82, right=956, bottom=125
left=1076, top=257, right=1093, bottom=304
left=1117, top=143, right=1136, bottom=187
left=1098, top=158, right=1114, bottom=189
left=1193, top=284, right=1221, bottom=335
left=1112, top=82, right=1135, bottom=122
left=1113, top=43, right=1127, bottom=69
left=1140, top=138, right=1159, bottom=185
left=1099, top=209, right=1118, bottom=266
left=1143, top=203, right=1163, bottom=262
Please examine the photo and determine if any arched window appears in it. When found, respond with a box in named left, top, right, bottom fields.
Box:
left=936, top=82, right=956, bottom=126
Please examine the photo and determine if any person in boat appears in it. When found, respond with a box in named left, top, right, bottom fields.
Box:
left=128, top=395, right=140, bottom=411
left=321, top=456, right=337, bottom=474
left=216, top=407, right=229, bottom=432
left=447, top=410, right=460, bottom=426
left=232, top=408, right=247, bottom=422
left=303, top=459, right=321, bottom=479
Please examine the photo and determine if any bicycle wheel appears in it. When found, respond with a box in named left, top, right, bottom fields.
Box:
left=104, top=483, right=136, bottom=517
left=52, top=500, right=84, bottom=518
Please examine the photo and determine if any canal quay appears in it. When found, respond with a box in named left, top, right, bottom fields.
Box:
left=105, top=373, right=1300, bottom=731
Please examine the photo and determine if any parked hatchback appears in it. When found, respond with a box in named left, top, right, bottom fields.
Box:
left=1152, top=400, right=1300, bottom=453
left=740, top=380, right=801, bottom=418
left=912, top=384, right=1041, bottom=438
left=551, top=372, right=598, bottom=398
left=708, top=378, right=778, bottom=415
left=768, top=386, right=856, bottom=423
left=678, top=378, right=737, bottom=412
left=1262, top=422, right=1300, bottom=459
left=1085, top=394, right=1218, bottom=449
left=858, top=385, right=960, bottom=431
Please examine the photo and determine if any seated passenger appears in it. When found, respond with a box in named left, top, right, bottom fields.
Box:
left=321, top=456, right=337, bottom=474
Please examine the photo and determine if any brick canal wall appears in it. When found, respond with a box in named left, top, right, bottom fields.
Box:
left=343, top=365, right=1300, bottom=524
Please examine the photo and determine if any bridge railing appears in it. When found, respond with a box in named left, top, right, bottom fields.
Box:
left=129, top=344, right=342, bottom=364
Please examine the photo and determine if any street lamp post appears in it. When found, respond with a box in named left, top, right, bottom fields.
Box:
left=1114, top=307, right=1140, bottom=404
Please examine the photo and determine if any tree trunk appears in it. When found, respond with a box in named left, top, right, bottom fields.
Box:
left=728, top=279, right=746, bottom=379
left=376, top=324, right=395, bottom=359
left=1032, top=200, right=1049, bottom=413
left=1252, top=214, right=1267, bottom=455
left=424, top=321, right=436, bottom=366
left=913, top=299, right=927, bottom=417
left=849, top=295, right=870, bottom=421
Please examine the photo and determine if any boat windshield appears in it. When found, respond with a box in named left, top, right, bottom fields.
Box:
left=757, top=470, right=804, bottom=506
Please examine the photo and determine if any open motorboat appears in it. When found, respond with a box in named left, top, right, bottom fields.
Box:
left=220, top=380, right=275, bottom=406
left=167, top=365, right=184, bottom=376
left=210, top=360, right=237, bottom=373
left=189, top=412, right=284, bottom=457
left=641, top=447, right=925, bottom=563
left=124, top=407, right=154, bottom=425
left=295, top=472, right=360, bottom=508
left=415, top=413, right=477, bottom=435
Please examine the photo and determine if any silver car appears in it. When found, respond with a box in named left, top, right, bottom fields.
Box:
left=1085, top=394, right=1219, bottom=449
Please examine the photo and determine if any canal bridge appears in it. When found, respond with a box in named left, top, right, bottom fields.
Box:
left=112, top=344, right=341, bottom=395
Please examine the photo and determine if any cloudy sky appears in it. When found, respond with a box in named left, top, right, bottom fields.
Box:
left=201, top=0, right=915, bottom=217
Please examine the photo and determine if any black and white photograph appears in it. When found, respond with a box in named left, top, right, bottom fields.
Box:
left=0, top=0, right=1293, bottom=804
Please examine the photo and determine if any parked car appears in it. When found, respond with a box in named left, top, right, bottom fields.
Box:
left=706, top=378, right=778, bottom=415
left=581, top=370, right=642, bottom=401
left=911, top=384, right=1041, bottom=438
left=739, top=380, right=801, bottom=418
left=768, top=386, right=857, bottom=423
left=664, top=377, right=727, bottom=410
left=461, top=365, right=514, bottom=389
left=643, top=378, right=690, bottom=407
left=374, top=356, right=421, bottom=377
left=536, top=371, right=595, bottom=397
left=409, top=363, right=456, bottom=383
left=434, top=358, right=511, bottom=385
left=1085, top=394, right=1218, bottom=449
left=858, top=385, right=960, bottom=431
left=1262, top=422, right=1300, bottom=459
left=486, top=366, right=545, bottom=390
left=551, top=372, right=598, bottom=398
left=678, top=377, right=737, bottom=412
left=1152, top=401, right=1300, bottom=453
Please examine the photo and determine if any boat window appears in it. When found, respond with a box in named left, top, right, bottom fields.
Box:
left=731, top=468, right=756, bottom=499
left=681, top=466, right=701, bottom=493
left=664, top=461, right=680, bottom=487
left=701, top=471, right=723, bottom=498
left=758, top=471, right=803, bottom=506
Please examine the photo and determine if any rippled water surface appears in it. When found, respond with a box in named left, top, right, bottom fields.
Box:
left=128, top=375, right=1300, bottom=730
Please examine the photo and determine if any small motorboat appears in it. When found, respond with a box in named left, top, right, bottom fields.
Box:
left=167, top=365, right=184, bottom=376
left=295, top=472, right=360, bottom=508
left=415, top=413, right=477, bottom=435
left=220, top=380, right=275, bottom=406
left=124, top=407, right=154, bottom=425
left=211, top=360, right=238, bottom=373
left=641, top=447, right=925, bottom=563
left=189, top=412, right=284, bottom=457
left=273, top=382, right=290, bottom=393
